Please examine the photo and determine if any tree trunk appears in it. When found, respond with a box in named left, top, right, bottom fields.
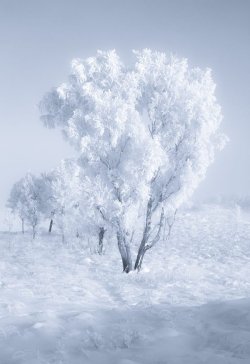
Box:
left=134, top=247, right=147, bottom=271
left=98, top=227, right=105, bottom=255
left=48, top=219, right=53, bottom=233
left=134, top=199, right=164, bottom=271
left=124, top=235, right=132, bottom=272
left=21, top=218, right=24, bottom=234
left=134, top=198, right=153, bottom=271
left=32, top=225, right=36, bottom=239
left=117, top=228, right=132, bottom=273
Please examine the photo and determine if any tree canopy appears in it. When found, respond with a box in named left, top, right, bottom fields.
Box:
left=38, top=49, right=227, bottom=271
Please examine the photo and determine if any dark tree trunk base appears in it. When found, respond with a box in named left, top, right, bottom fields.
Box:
left=98, top=227, right=105, bottom=255
left=48, top=219, right=53, bottom=233
left=117, top=229, right=132, bottom=273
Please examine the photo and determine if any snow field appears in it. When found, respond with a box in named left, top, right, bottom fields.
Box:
left=0, top=204, right=250, bottom=363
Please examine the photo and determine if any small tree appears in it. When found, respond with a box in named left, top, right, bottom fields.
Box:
left=40, top=49, right=227, bottom=271
left=38, top=172, right=57, bottom=233
left=7, top=179, right=26, bottom=233
left=8, top=173, right=43, bottom=238
left=51, top=159, right=108, bottom=251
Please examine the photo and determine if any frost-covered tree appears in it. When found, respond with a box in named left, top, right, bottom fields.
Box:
left=7, top=173, right=44, bottom=238
left=47, top=160, right=76, bottom=243
left=40, top=49, right=226, bottom=271
left=7, top=179, right=26, bottom=233
left=38, top=172, right=57, bottom=233
left=51, top=159, right=107, bottom=251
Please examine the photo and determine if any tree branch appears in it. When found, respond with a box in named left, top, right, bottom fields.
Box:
left=146, top=207, right=165, bottom=250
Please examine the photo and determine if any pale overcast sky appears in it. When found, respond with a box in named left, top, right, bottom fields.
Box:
left=0, top=0, right=250, bottom=216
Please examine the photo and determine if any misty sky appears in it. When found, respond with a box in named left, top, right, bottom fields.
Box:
left=0, top=0, right=250, bottom=216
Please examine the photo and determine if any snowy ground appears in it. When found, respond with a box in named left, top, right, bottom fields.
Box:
left=0, top=204, right=250, bottom=364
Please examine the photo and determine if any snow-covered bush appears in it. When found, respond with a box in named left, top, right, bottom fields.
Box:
left=40, top=49, right=227, bottom=271
left=210, top=195, right=250, bottom=211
